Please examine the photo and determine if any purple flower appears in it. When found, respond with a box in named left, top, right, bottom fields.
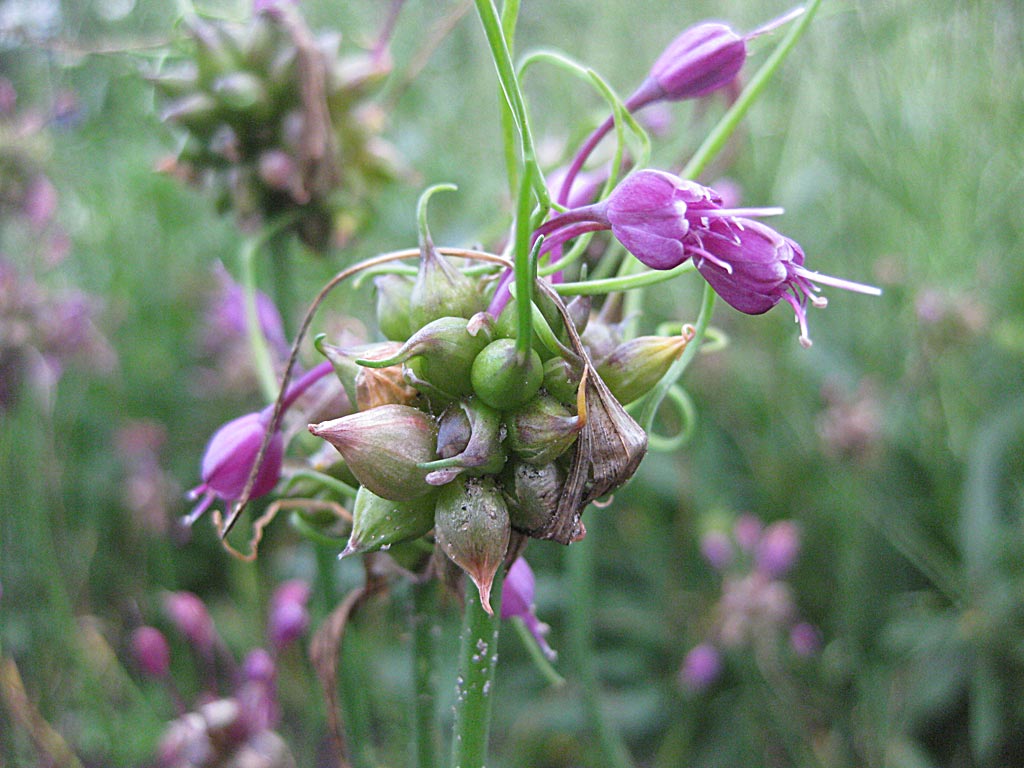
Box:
left=267, top=579, right=311, bottom=651
left=186, top=409, right=285, bottom=525
left=501, top=557, right=557, bottom=661
left=733, top=513, right=762, bottom=553
left=679, top=643, right=721, bottom=691
left=131, top=626, right=171, bottom=679
left=754, top=520, right=801, bottom=578
left=634, top=22, right=746, bottom=107
left=790, top=622, right=821, bottom=657
left=537, top=169, right=880, bottom=346
left=699, top=530, right=734, bottom=571
left=163, top=591, right=216, bottom=656
left=205, top=262, right=289, bottom=365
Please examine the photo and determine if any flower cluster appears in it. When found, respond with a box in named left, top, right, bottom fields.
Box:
left=680, top=514, right=820, bottom=692
left=131, top=583, right=311, bottom=768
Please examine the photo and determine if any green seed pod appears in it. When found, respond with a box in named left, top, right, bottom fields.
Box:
left=359, top=316, right=489, bottom=399
left=187, top=18, right=242, bottom=86
left=596, top=329, right=694, bottom=405
left=308, top=404, right=438, bottom=501
left=506, top=393, right=583, bottom=465
left=148, top=63, right=200, bottom=100
left=341, top=485, right=436, bottom=558
left=421, top=399, right=507, bottom=485
left=543, top=356, right=583, bottom=407
left=502, top=461, right=565, bottom=536
left=434, top=475, right=511, bottom=615
left=374, top=273, right=414, bottom=342
left=470, top=338, right=543, bottom=411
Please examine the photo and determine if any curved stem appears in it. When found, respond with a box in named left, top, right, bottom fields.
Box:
left=450, top=567, right=504, bottom=768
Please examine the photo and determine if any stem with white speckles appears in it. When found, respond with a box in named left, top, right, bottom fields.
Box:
left=450, top=567, right=504, bottom=768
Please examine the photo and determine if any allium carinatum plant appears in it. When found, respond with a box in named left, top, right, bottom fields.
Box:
left=167, top=1, right=876, bottom=765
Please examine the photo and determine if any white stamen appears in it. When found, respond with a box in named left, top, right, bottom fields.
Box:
left=796, top=266, right=882, bottom=296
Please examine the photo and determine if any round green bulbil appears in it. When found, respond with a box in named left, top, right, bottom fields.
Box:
left=470, top=338, right=543, bottom=410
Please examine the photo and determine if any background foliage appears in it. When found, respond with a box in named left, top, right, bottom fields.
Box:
left=2, top=0, right=1023, bottom=766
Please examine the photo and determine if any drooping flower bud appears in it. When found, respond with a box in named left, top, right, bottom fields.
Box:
left=470, top=338, right=544, bottom=411
left=434, top=475, right=511, bottom=614
left=639, top=23, right=746, bottom=105
left=341, top=485, right=437, bottom=557
left=131, top=626, right=171, bottom=679
left=373, top=273, right=414, bottom=341
left=596, top=328, right=694, bottom=405
left=502, top=461, right=565, bottom=536
left=501, top=557, right=557, bottom=661
left=309, top=404, right=438, bottom=501
left=506, top=393, right=584, bottom=465
left=163, top=591, right=216, bottom=656
left=421, top=399, right=507, bottom=485
left=267, top=579, right=311, bottom=651
left=358, top=316, right=490, bottom=399
left=186, top=409, right=284, bottom=525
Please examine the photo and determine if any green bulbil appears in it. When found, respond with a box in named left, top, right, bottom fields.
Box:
left=502, top=461, right=564, bottom=536
left=543, top=356, right=582, bottom=406
left=506, top=392, right=583, bottom=465
left=374, top=273, right=414, bottom=341
left=341, top=485, right=436, bottom=557
left=434, top=475, right=511, bottom=615
left=470, top=338, right=543, bottom=410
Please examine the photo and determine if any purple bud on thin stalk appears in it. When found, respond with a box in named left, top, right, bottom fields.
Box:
left=680, top=643, right=722, bottom=691
left=131, top=626, right=172, bottom=679
left=700, top=530, right=734, bottom=571
left=501, top=557, right=557, bottom=661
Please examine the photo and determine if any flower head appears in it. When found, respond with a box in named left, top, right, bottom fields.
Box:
left=501, top=557, right=557, bottom=661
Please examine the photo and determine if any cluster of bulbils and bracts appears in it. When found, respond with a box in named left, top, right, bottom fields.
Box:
left=187, top=9, right=880, bottom=618
left=150, top=2, right=400, bottom=249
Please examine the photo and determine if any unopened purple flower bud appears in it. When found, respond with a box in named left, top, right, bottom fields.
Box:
left=163, top=591, right=216, bottom=655
left=699, top=530, right=734, bottom=571
left=267, top=579, right=311, bottom=651
left=242, top=647, right=276, bottom=685
left=501, top=557, right=557, bottom=661
left=790, top=621, right=821, bottom=657
left=186, top=410, right=284, bottom=525
left=755, top=520, right=801, bottom=578
left=643, top=22, right=746, bottom=104
left=680, top=643, right=721, bottom=691
left=131, top=626, right=171, bottom=679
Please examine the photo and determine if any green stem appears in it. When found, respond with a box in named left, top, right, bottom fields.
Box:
left=681, top=0, right=822, bottom=180
left=514, top=162, right=538, bottom=355
left=498, top=0, right=521, bottom=198
left=412, top=580, right=442, bottom=768
left=553, top=260, right=695, bottom=296
left=566, top=539, right=635, bottom=768
left=239, top=214, right=298, bottom=402
left=451, top=567, right=504, bottom=768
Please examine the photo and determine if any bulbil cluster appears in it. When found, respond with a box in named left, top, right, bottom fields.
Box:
left=305, top=220, right=698, bottom=612
left=150, top=6, right=397, bottom=249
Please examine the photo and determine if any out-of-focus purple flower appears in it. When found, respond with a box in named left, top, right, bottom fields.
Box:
left=501, top=557, right=557, bottom=661
left=754, top=520, right=801, bottom=578
left=186, top=409, right=285, bottom=525
left=699, top=529, right=734, bottom=571
left=163, top=591, right=216, bottom=656
left=23, top=174, right=57, bottom=229
left=0, top=77, right=16, bottom=114
left=204, top=262, right=289, bottom=365
left=732, top=513, right=762, bottom=553
left=131, top=626, right=171, bottom=679
left=679, top=643, right=721, bottom=691
left=267, top=579, right=311, bottom=651
left=238, top=649, right=279, bottom=733
left=790, top=621, right=821, bottom=657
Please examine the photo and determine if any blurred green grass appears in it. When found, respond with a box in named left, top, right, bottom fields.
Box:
left=2, top=1, right=1023, bottom=766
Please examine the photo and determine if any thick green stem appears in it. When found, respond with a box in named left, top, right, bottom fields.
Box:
left=514, top=162, right=537, bottom=355
left=566, top=539, right=635, bottom=768
left=412, top=580, right=442, bottom=768
left=450, top=567, right=504, bottom=768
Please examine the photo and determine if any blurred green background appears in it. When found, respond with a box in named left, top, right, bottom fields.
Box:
left=2, top=0, right=1023, bottom=766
